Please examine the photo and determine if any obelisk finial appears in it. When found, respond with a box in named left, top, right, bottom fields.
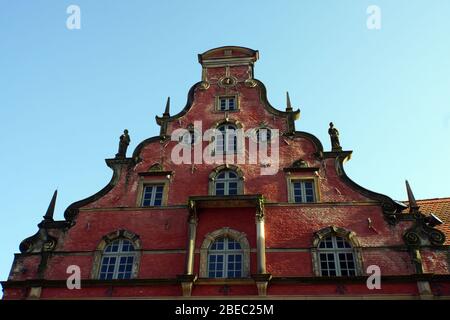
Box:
left=163, top=97, right=170, bottom=117
left=286, top=92, right=293, bottom=112
left=43, top=190, right=58, bottom=221
left=406, top=180, right=419, bottom=213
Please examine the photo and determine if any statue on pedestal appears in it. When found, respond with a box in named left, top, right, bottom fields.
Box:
left=328, top=122, right=342, bottom=151
left=116, top=129, right=130, bottom=158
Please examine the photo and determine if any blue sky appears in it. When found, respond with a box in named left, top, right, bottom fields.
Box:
left=1, top=1, right=449, bottom=282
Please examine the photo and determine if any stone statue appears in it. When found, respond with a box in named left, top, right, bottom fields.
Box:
left=328, top=122, right=342, bottom=151
left=116, top=129, right=130, bottom=158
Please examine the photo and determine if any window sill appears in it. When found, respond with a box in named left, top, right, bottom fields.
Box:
left=212, top=109, right=240, bottom=113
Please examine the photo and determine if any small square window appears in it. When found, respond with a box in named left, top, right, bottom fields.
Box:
left=142, top=184, right=164, bottom=207
left=291, top=180, right=316, bottom=203
left=218, top=96, right=237, bottom=111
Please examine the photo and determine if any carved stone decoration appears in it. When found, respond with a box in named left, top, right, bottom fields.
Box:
left=403, top=218, right=446, bottom=246
left=244, top=79, right=257, bottom=88
left=404, top=231, right=421, bottom=246
left=292, top=159, right=308, bottom=168
left=199, top=81, right=210, bottom=90
left=28, top=287, right=42, bottom=299
left=403, top=181, right=446, bottom=247
left=410, top=248, right=424, bottom=274
left=148, top=163, right=164, bottom=172
left=199, top=67, right=210, bottom=90
left=252, top=273, right=272, bottom=296
left=177, top=274, right=197, bottom=297
left=381, top=202, right=398, bottom=225
left=187, top=199, right=198, bottom=224
left=256, top=195, right=265, bottom=222
left=417, top=280, right=433, bottom=299
left=19, top=229, right=58, bottom=254
left=218, top=75, right=237, bottom=88
left=19, top=191, right=64, bottom=254
left=328, top=122, right=342, bottom=151
left=116, top=129, right=130, bottom=159
left=42, top=239, right=57, bottom=252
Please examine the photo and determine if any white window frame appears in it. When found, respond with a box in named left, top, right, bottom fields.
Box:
left=98, top=239, right=136, bottom=280
left=318, top=235, right=357, bottom=277
left=215, top=124, right=238, bottom=154
left=290, top=179, right=316, bottom=203
left=214, top=170, right=240, bottom=196
left=218, top=96, right=237, bottom=111
left=180, top=129, right=200, bottom=146
left=256, top=127, right=272, bottom=142
left=141, top=184, right=164, bottom=207
left=207, top=237, right=243, bottom=278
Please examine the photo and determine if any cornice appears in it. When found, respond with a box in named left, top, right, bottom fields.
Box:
left=4, top=274, right=450, bottom=290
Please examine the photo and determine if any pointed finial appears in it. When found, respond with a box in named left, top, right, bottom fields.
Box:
left=286, top=92, right=293, bottom=112
left=43, top=190, right=57, bottom=221
left=163, top=97, right=170, bottom=117
left=405, top=180, right=419, bottom=213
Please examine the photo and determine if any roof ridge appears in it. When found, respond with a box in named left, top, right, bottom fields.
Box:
left=403, top=197, right=450, bottom=202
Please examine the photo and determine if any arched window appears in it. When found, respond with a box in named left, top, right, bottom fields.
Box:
left=208, top=165, right=244, bottom=196
left=99, top=239, right=136, bottom=280
left=318, top=235, right=356, bottom=276
left=215, top=170, right=240, bottom=196
left=92, top=230, right=141, bottom=280
left=255, top=127, right=272, bottom=142
left=199, top=228, right=250, bottom=278
left=312, top=226, right=363, bottom=277
left=216, top=124, right=237, bottom=154
left=207, top=237, right=243, bottom=278
left=180, top=127, right=200, bottom=146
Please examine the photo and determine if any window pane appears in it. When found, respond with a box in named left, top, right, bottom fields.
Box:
left=228, top=98, right=235, bottom=109
left=220, top=99, right=227, bottom=110
left=228, top=182, right=237, bottom=190
left=216, top=182, right=225, bottom=189
left=143, top=186, right=153, bottom=196
left=228, top=171, right=237, bottom=179
left=110, top=243, right=119, bottom=252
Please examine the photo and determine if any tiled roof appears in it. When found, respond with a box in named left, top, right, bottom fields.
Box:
left=403, top=197, right=450, bottom=245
